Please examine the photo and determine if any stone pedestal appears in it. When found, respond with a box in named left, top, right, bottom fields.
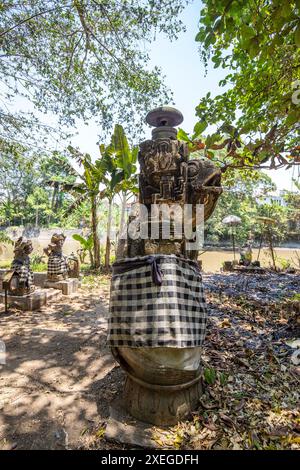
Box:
left=32, top=272, right=48, bottom=288
left=44, top=278, right=80, bottom=295
left=123, top=372, right=202, bottom=426
left=0, top=288, right=62, bottom=311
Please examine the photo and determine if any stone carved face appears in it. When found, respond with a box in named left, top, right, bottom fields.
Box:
left=187, top=159, right=222, bottom=221
left=50, top=233, right=66, bottom=252
left=13, top=237, right=33, bottom=258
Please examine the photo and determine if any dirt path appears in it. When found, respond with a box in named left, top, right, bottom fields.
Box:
left=0, top=281, right=124, bottom=450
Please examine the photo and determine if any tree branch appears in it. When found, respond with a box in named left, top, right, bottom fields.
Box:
left=0, top=5, right=71, bottom=37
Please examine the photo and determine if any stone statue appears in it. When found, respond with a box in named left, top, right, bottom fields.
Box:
left=109, top=107, right=222, bottom=425
left=239, top=241, right=253, bottom=266
left=9, top=237, right=34, bottom=295
left=67, top=252, right=80, bottom=278
left=44, top=233, right=69, bottom=281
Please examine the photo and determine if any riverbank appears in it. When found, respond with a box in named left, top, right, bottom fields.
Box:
left=1, top=243, right=299, bottom=273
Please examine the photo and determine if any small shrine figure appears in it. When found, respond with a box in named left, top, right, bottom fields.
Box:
left=44, top=233, right=69, bottom=281
left=10, top=237, right=34, bottom=295
left=239, top=240, right=253, bottom=266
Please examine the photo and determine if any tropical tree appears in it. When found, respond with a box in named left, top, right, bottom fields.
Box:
left=0, top=139, right=38, bottom=225
left=0, top=0, right=189, bottom=144
left=191, top=0, right=300, bottom=171
left=100, top=124, right=138, bottom=268
left=27, top=187, right=51, bottom=228
left=0, top=230, right=13, bottom=257
left=40, top=153, right=77, bottom=223
left=56, top=148, right=105, bottom=269
left=110, top=124, right=138, bottom=249
left=99, top=146, right=125, bottom=269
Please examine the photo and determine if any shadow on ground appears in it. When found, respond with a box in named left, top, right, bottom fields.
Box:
left=0, top=287, right=125, bottom=450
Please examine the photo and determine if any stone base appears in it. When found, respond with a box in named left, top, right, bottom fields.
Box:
left=32, top=272, right=48, bottom=288
left=122, top=373, right=202, bottom=426
left=105, top=399, right=159, bottom=448
left=44, top=278, right=80, bottom=295
left=0, top=288, right=62, bottom=311
left=233, top=265, right=266, bottom=274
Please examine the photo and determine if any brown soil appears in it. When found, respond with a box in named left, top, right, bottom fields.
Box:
left=0, top=281, right=125, bottom=450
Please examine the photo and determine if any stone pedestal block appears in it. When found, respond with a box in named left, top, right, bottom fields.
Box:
left=0, top=288, right=62, bottom=311
left=123, top=372, right=202, bottom=426
left=33, top=272, right=48, bottom=288
left=44, top=278, right=80, bottom=295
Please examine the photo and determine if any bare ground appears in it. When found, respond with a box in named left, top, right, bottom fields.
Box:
left=0, top=277, right=125, bottom=450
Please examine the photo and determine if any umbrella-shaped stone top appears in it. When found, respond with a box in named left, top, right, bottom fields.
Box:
left=222, top=215, right=242, bottom=226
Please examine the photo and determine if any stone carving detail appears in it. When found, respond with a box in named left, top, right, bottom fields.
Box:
left=44, top=233, right=69, bottom=281
left=10, top=237, right=34, bottom=295
left=126, top=134, right=222, bottom=260
left=139, top=138, right=188, bottom=205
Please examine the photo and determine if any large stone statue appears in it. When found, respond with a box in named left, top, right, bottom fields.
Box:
left=108, top=107, right=222, bottom=425
left=9, top=237, right=34, bottom=296
left=44, top=233, right=69, bottom=281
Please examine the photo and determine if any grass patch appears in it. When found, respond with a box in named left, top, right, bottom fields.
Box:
left=82, top=273, right=111, bottom=289
left=0, top=260, right=10, bottom=269
left=31, top=262, right=47, bottom=272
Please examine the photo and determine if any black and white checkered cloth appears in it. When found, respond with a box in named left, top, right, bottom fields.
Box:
left=108, top=255, right=207, bottom=348
left=11, top=258, right=34, bottom=288
left=47, top=254, right=68, bottom=277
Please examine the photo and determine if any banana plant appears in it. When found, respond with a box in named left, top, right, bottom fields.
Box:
left=72, top=233, right=94, bottom=266
left=99, top=124, right=138, bottom=268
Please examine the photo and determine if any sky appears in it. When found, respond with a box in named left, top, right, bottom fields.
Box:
left=70, top=0, right=298, bottom=192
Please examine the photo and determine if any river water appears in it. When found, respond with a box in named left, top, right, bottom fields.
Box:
left=0, top=231, right=299, bottom=272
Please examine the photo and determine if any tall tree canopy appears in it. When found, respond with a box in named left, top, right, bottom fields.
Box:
left=0, top=0, right=189, bottom=143
left=192, top=0, right=300, bottom=171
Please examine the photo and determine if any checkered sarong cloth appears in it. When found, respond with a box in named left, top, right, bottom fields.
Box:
left=108, top=255, right=207, bottom=348
left=47, top=253, right=68, bottom=276
left=11, top=258, right=34, bottom=288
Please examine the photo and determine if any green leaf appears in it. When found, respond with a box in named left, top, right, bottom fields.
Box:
left=248, top=38, right=260, bottom=58
left=193, top=121, right=208, bottom=138
left=241, top=25, right=256, bottom=40
left=205, top=133, right=221, bottom=147
left=177, top=128, right=190, bottom=142
left=72, top=234, right=88, bottom=249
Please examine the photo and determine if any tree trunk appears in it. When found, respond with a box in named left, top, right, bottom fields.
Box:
left=89, top=249, right=94, bottom=267
left=91, top=195, right=101, bottom=269
left=119, top=190, right=127, bottom=235
left=105, top=197, right=113, bottom=269
left=116, top=191, right=127, bottom=259
left=51, top=186, right=57, bottom=210
left=35, top=207, right=39, bottom=228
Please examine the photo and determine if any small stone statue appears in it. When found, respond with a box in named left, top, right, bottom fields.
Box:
left=10, top=237, right=34, bottom=295
left=44, top=233, right=69, bottom=281
left=67, top=252, right=80, bottom=278
left=239, top=241, right=253, bottom=266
